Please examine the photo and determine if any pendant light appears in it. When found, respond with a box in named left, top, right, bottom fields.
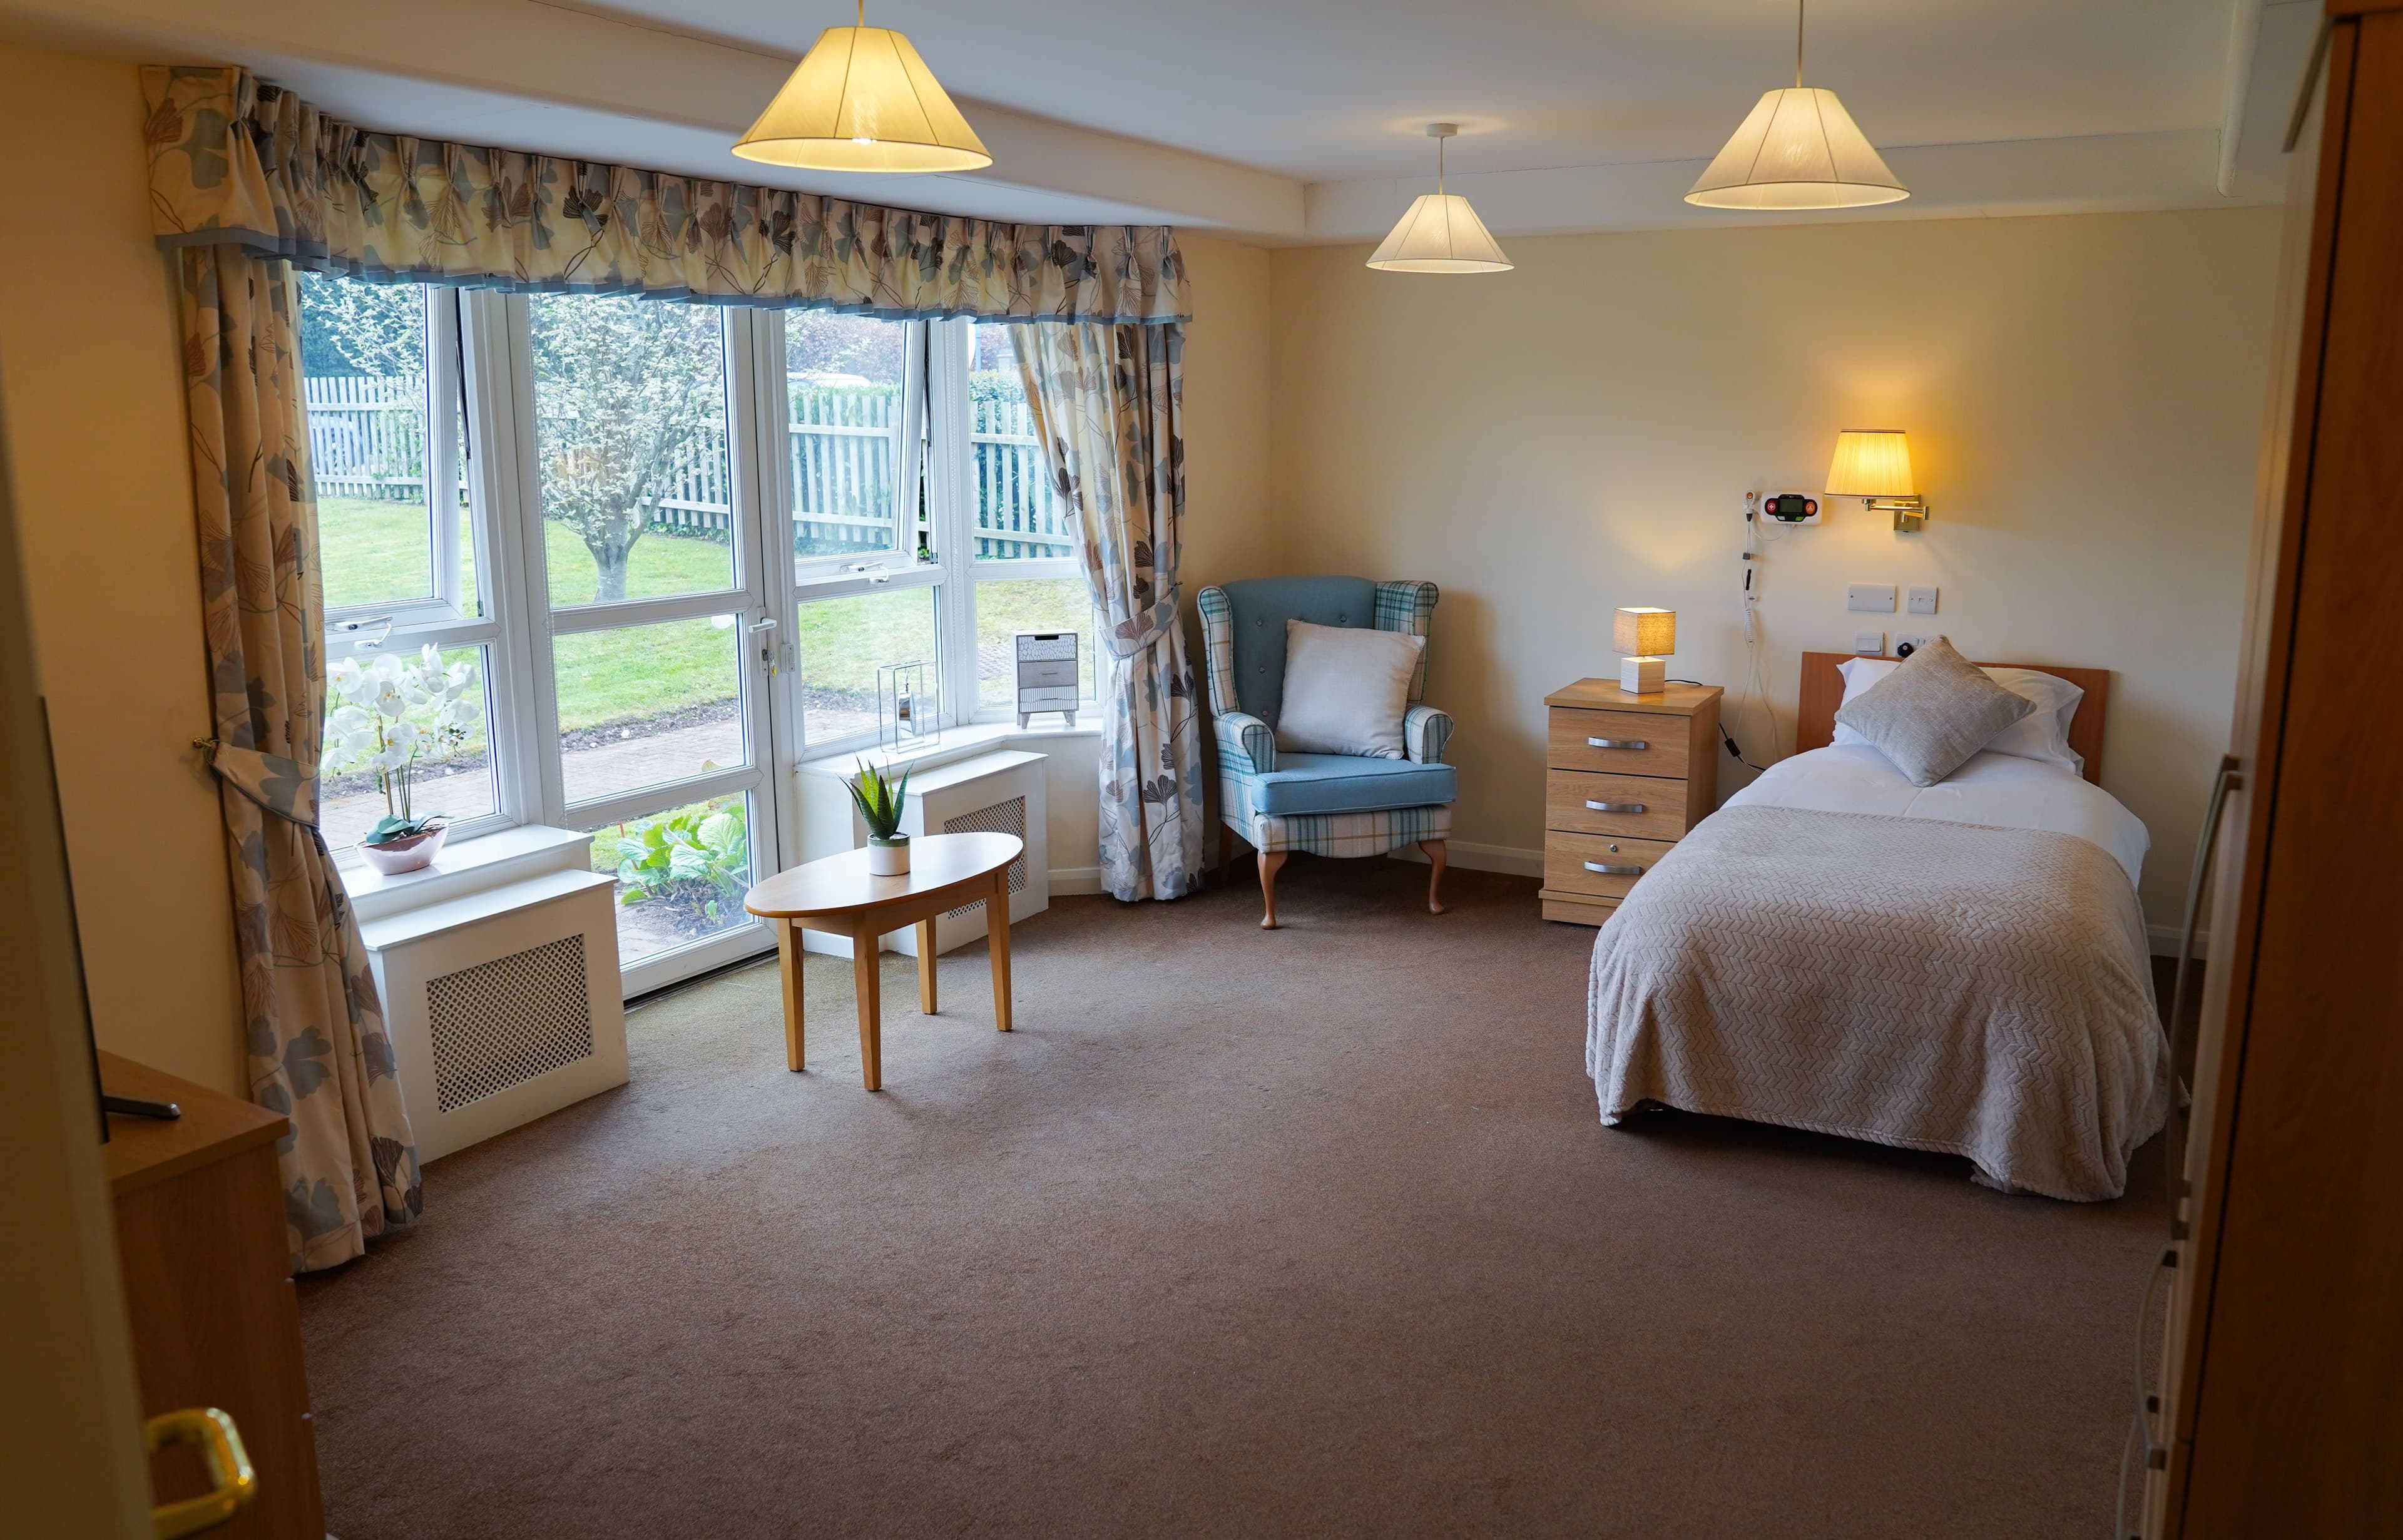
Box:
left=1686, top=0, right=1906, bottom=211
left=1367, top=124, right=1513, bottom=274
left=734, top=1, right=991, bottom=174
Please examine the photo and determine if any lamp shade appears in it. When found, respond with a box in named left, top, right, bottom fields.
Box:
left=733, top=23, right=991, bottom=173
left=1685, top=88, right=1908, bottom=210
left=1613, top=607, right=1677, bottom=656
left=1826, top=429, right=1916, bottom=497
left=1366, top=193, right=1513, bottom=273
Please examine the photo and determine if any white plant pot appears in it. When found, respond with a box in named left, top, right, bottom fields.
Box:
left=867, top=837, right=910, bottom=877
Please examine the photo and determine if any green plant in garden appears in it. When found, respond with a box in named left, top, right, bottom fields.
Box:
left=845, top=760, right=910, bottom=842
left=614, top=800, right=749, bottom=925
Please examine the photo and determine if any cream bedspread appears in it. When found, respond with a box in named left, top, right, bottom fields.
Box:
left=1585, top=805, right=2170, bottom=1201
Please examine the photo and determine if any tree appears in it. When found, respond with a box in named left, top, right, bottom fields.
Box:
left=530, top=296, right=721, bottom=603
left=297, top=273, right=424, bottom=378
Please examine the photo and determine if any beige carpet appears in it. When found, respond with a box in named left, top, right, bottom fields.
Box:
left=300, top=858, right=2169, bottom=1537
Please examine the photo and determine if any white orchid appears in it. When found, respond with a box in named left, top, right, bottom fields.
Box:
left=324, top=645, right=482, bottom=842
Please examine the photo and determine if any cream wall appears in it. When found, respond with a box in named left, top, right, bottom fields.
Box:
left=1265, top=208, right=2283, bottom=929
left=0, top=43, right=247, bottom=1096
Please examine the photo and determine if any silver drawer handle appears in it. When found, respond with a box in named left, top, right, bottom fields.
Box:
left=1584, top=861, right=1645, bottom=876
left=1585, top=800, right=1647, bottom=813
left=1587, top=737, right=1649, bottom=750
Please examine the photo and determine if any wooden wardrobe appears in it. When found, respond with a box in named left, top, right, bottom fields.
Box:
left=2147, top=2, right=2403, bottom=1532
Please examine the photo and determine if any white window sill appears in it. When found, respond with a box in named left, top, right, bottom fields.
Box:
left=340, top=824, right=593, bottom=925
left=797, top=718, right=1099, bottom=780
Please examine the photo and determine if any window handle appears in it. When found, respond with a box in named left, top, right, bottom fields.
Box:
left=747, top=617, right=780, bottom=633
left=846, top=561, right=894, bottom=584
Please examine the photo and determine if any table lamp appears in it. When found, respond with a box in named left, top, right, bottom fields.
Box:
left=1614, top=607, right=1676, bottom=695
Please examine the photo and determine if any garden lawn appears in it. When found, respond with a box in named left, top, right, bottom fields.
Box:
left=317, top=497, right=1094, bottom=735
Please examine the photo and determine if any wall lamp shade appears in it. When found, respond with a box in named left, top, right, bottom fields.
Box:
left=1686, top=88, right=1908, bottom=210
left=1369, top=124, right=1513, bottom=273
left=1827, top=429, right=1930, bottom=532
left=1614, top=607, right=1676, bottom=693
left=733, top=23, right=991, bottom=173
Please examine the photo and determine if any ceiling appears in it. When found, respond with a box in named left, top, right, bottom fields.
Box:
left=0, top=0, right=2323, bottom=240
left=551, top=0, right=2233, bottom=183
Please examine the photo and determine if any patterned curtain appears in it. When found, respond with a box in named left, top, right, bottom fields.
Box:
left=179, top=244, right=422, bottom=1272
left=140, top=66, right=1188, bottom=325
left=1013, top=323, right=1205, bottom=900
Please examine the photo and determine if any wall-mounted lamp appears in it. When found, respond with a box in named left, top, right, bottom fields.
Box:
left=1613, top=606, right=1676, bottom=695
left=1827, top=429, right=1928, bottom=533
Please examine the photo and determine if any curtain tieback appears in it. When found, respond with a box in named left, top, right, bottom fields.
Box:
left=1101, top=589, right=1181, bottom=661
left=198, top=737, right=320, bottom=828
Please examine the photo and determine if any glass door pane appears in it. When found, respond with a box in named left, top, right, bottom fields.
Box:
left=553, top=615, right=750, bottom=806
left=529, top=293, right=738, bottom=607
left=785, top=312, right=914, bottom=571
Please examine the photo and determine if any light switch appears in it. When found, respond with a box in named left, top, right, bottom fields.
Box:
left=1847, top=583, right=1897, bottom=613
left=1854, top=631, right=1885, bottom=655
left=1907, top=585, right=1939, bottom=616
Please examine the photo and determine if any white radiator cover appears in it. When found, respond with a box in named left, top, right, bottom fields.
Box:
left=358, top=854, right=628, bottom=1163
left=890, top=750, right=1048, bottom=957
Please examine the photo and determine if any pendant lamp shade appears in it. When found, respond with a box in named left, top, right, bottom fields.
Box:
left=734, top=19, right=991, bottom=174
left=1686, top=87, right=1906, bottom=210
left=1368, top=124, right=1513, bottom=274
left=1367, top=193, right=1513, bottom=273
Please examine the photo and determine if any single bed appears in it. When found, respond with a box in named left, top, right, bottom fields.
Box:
left=1584, top=652, right=2170, bottom=1200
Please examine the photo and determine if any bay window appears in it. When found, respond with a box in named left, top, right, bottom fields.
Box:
left=298, top=277, right=1096, bottom=991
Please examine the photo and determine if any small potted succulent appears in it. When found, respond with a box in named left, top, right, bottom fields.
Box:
left=847, top=758, right=912, bottom=875
left=327, top=646, right=478, bottom=875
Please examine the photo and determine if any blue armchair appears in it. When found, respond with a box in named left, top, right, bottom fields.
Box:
left=1195, top=577, right=1456, bottom=928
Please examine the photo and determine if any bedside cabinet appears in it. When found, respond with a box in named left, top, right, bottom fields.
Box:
left=1539, top=680, right=1722, bottom=926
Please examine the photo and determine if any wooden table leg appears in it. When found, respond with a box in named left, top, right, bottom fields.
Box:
left=777, top=919, right=805, bottom=1073
left=916, top=919, right=938, bottom=1014
left=852, top=922, right=883, bottom=1091
left=986, top=872, right=1013, bottom=1033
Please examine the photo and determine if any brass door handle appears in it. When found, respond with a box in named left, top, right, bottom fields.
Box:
left=145, top=1408, right=256, bottom=1539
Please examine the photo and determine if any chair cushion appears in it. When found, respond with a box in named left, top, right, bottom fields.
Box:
left=1249, top=753, right=1457, bottom=816
left=1276, top=620, right=1422, bottom=758
left=1218, top=576, right=1380, bottom=724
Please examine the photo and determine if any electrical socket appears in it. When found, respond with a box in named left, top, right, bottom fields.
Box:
left=1907, top=586, right=1939, bottom=616
left=1895, top=632, right=1937, bottom=654
left=1854, top=631, right=1885, bottom=655
left=1847, top=583, right=1897, bottom=613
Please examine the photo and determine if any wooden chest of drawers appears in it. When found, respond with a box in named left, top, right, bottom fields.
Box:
left=1539, top=680, right=1722, bottom=926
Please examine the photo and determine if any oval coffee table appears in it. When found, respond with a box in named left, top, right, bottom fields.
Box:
left=742, top=830, right=1023, bottom=1090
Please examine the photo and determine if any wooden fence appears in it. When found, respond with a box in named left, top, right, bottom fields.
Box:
left=304, top=375, right=1076, bottom=561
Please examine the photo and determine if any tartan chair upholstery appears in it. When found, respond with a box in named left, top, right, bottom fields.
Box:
left=1195, top=577, right=1455, bottom=926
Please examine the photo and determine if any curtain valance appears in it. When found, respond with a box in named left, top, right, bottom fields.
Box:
left=140, top=65, right=1190, bottom=325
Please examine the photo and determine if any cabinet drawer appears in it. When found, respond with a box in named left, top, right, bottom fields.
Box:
left=1544, top=832, right=1679, bottom=900
left=1548, top=709, right=1691, bottom=777
left=1546, top=770, right=1690, bottom=840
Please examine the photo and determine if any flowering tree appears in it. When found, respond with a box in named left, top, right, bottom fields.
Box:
left=326, top=647, right=479, bottom=842
left=531, top=296, right=722, bottom=603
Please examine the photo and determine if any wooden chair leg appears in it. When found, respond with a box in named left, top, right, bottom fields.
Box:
left=915, top=918, right=937, bottom=1014
left=1258, top=849, right=1287, bottom=930
left=852, top=924, right=883, bottom=1091
left=1419, top=839, right=1448, bottom=915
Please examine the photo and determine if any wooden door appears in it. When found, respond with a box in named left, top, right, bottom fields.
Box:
left=2158, top=9, right=2403, bottom=1533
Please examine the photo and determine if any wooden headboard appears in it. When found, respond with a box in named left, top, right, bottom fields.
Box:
left=1797, top=651, right=2111, bottom=784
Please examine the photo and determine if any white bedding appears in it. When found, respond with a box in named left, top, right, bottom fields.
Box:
left=1727, top=744, right=2150, bottom=890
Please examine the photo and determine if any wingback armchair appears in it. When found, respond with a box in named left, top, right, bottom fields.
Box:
left=1196, top=577, right=1456, bottom=928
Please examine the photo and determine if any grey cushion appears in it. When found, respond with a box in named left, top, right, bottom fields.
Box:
left=1835, top=636, right=2035, bottom=787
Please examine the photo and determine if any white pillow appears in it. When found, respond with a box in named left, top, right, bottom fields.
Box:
left=1275, top=619, right=1422, bottom=759
left=1833, top=655, right=2083, bottom=774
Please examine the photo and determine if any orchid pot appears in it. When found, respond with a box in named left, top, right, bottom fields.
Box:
left=359, top=822, right=449, bottom=875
